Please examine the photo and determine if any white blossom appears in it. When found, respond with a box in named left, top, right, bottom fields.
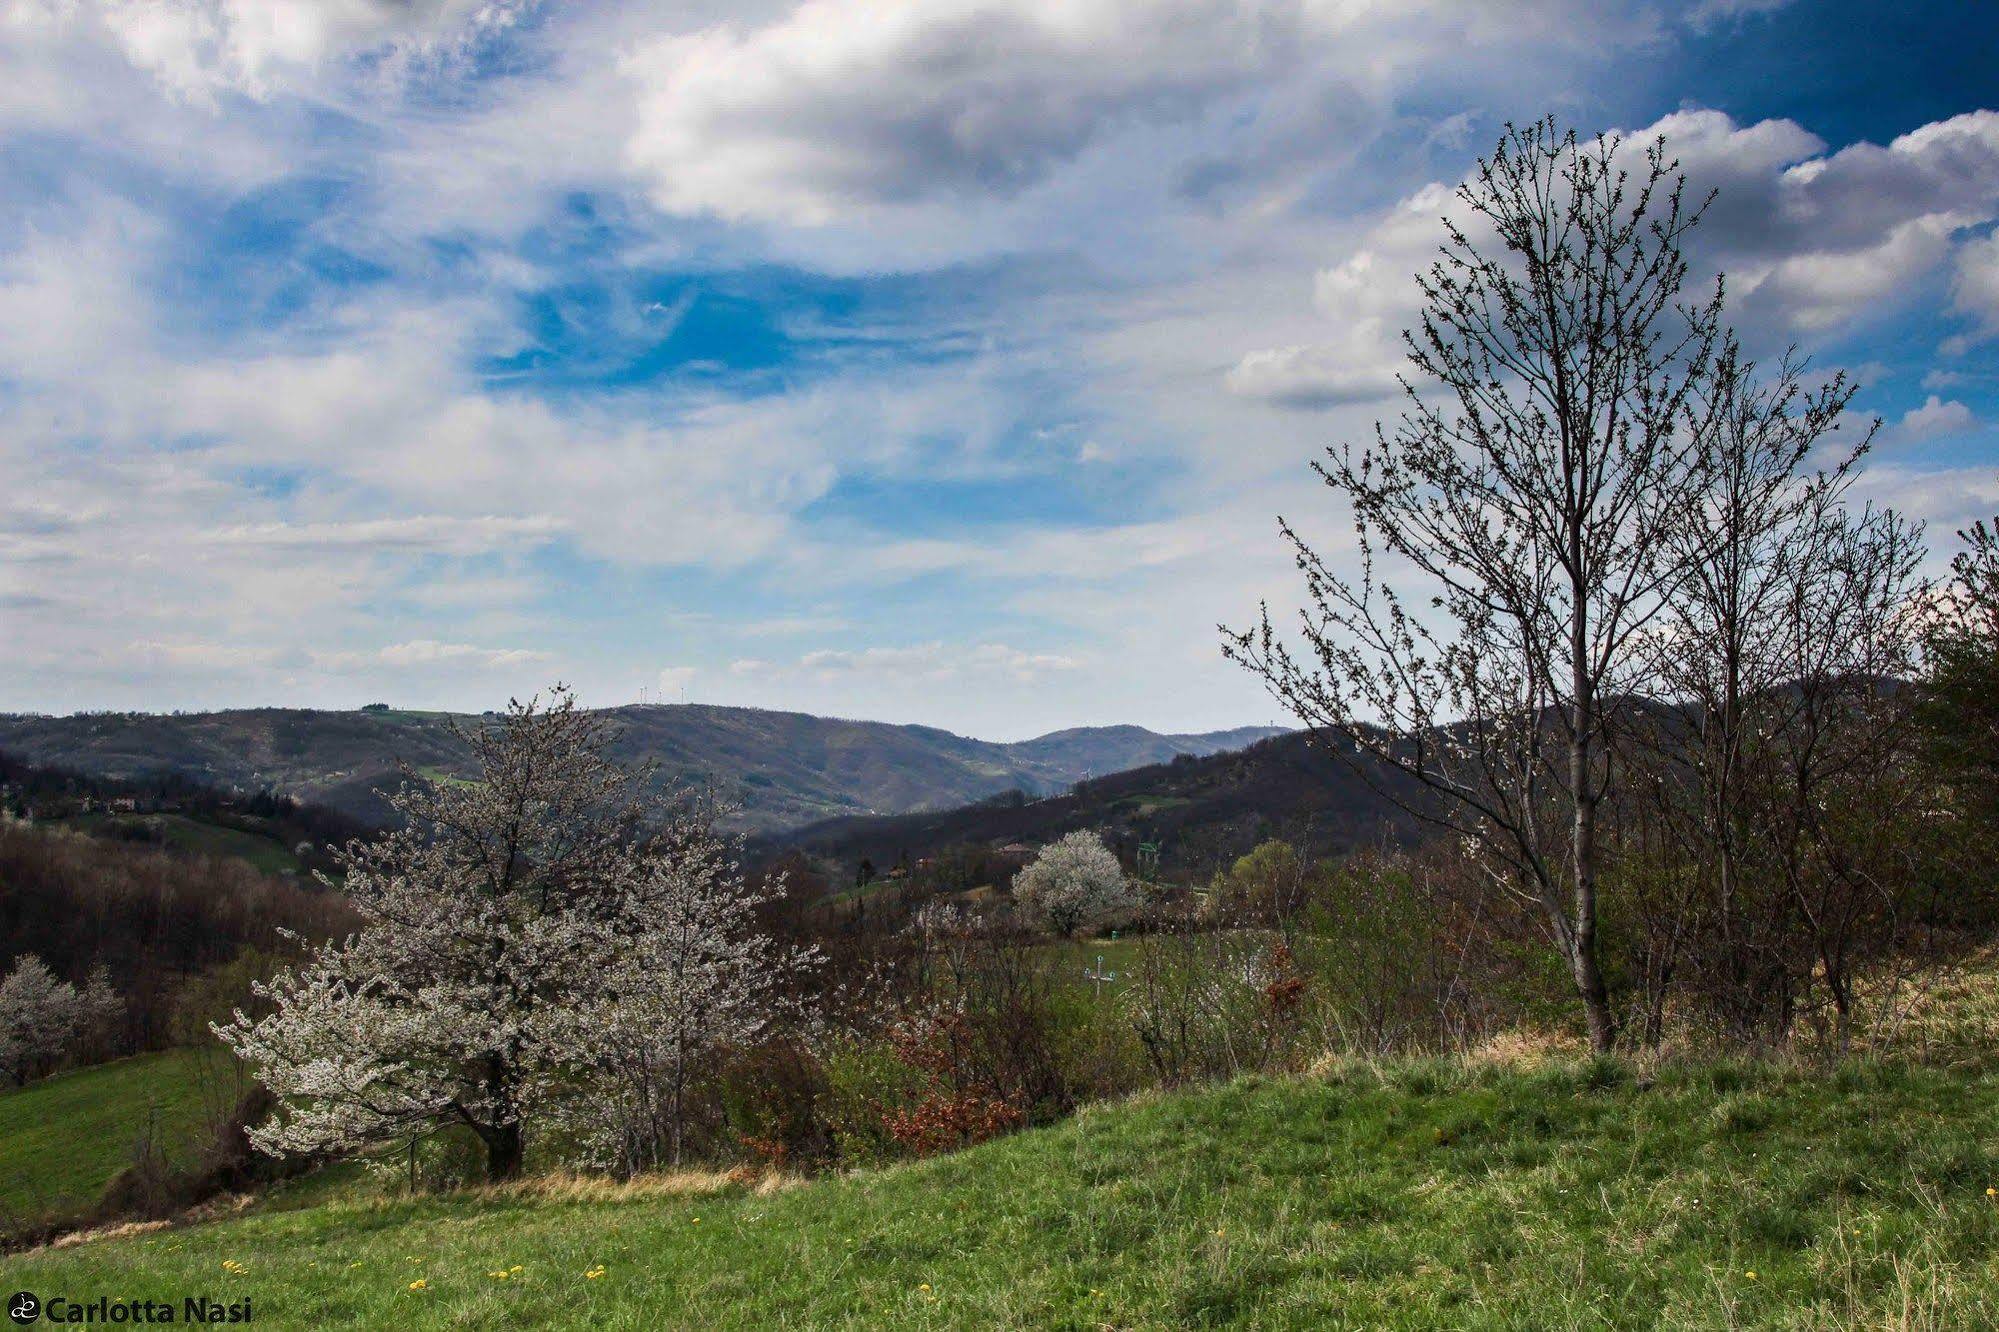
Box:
left=0, top=954, right=86, bottom=1084
left=1011, top=830, right=1136, bottom=937
left=214, top=686, right=811, bottom=1181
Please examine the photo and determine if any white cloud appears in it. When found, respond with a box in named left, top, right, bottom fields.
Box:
left=616, top=0, right=1674, bottom=238
left=90, top=0, right=531, bottom=102
left=1224, top=335, right=1402, bottom=409
left=620, top=0, right=1316, bottom=225
left=1894, top=395, right=1977, bottom=442
left=319, top=639, right=550, bottom=670
left=127, top=639, right=284, bottom=671
left=202, top=515, right=565, bottom=555
left=795, top=641, right=1078, bottom=683
left=1951, top=230, right=1999, bottom=339
left=1239, top=109, right=1999, bottom=405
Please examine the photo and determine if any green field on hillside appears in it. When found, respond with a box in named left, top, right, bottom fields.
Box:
left=66, top=812, right=305, bottom=875
left=8, top=1057, right=1997, bottom=1328
left=0, top=1049, right=238, bottom=1231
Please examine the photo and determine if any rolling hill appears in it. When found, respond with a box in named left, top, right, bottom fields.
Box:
left=11, top=1057, right=1997, bottom=1327
left=768, top=729, right=1425, bottom=880
left=0, top=706, right=1285, bottom=835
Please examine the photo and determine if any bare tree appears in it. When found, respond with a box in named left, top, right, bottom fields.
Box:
left=1226, top=119, right=1723, bottom=1051
left=1629, top=342, right=1880, bottom=1036
left=1631, top=340, right=1930, bottom=1040
left=1921, top=507, right=1999, bottom=830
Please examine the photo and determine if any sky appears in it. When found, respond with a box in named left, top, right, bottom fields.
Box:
left=0, top=0, right=1994, bottom=740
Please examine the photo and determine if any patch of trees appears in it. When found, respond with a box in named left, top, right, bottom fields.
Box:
left=0, top=820, right=357, bottom=1055
left=1227, top=118, right=1998, bottom=1051
left=0, top=955, right=121, bottom=1084
left=766, top=730, right=1427, bottom=888
left=0, top=750, right=372, bottom=878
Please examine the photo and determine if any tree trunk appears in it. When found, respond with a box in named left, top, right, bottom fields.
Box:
left=1571, top=677, right=1617, bottom=1054
left=481, top=1121, right=524, bottom=1182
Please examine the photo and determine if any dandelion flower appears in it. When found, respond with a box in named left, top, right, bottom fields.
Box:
left=1745, top=1271, right=1757, bottom=1281
left=409, top=1280, right=428, bottom=1291
left=918, top=1284, right=930, bottom=1292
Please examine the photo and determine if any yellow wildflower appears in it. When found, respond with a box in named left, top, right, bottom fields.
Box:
left=409, top=1280, right=428, bottom=1291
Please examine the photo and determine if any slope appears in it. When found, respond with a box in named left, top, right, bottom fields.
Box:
left=0, top=707, right=1280, bottom=836
left=8, top=1058, right=1997, bottom=1328
left=772, top=730, right=1424, bottom=880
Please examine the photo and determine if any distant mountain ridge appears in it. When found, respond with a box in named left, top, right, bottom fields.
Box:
left=0, top=705, right=1286, bottom=835
left=766, top=728, right=1425, bottom=880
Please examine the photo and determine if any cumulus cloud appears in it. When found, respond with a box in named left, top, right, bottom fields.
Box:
left=1660, top=109, right=1999, bottom=341
left=1893, top=395, right=1977, bottom=441
left=617, top=0, right=1670, bottom=231
left=89, top=0, right=532, bottom=102
left=1240, top=109, right=1999, bottom=403
left=1224, top=338, right=1402, bottom=408
left=1951, top=229, right=1999, bottom=339
left=620, top=0, right=1313, bottom=225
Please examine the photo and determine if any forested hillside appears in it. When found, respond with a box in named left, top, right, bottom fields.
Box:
left=0, top=706, right=1283, bottom=834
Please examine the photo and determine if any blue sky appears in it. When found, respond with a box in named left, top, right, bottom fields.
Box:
left=0, top=0, right=1994, bottom=738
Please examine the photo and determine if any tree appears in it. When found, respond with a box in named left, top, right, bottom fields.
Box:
left=1226, top=119, right=1723, bottom=1051
left=1634, top=343, right=1924, bottom=1040
left=216, top=687, right=803, bottom=1181
left=1207, top=840, right=1321, bottom=934
left=1921, top=509, right=1999, bottom=830
left=0, top=954, right=84, bottom=1085
left=1012, top=831, right=1135, bottom=937
left=587, top=809, right=816, bottom=1172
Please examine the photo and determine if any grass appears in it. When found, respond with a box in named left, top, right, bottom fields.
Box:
left=66, top=812, right=304, bottom=875
left=0, top=1049, right=234, bottom=1230
left=8, top=1056, right=1999, bottom=1328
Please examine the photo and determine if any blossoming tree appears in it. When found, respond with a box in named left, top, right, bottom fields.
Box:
left=215, top=686, right=809, bottom=1181
left=0, top=955, right=91, bottom=1084
left=1011, top=830, right=1136, bottom=937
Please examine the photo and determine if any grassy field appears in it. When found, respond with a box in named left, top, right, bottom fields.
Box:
left=66, top=812, right=305, bottom=875
left=0, top=1049, right=235, bottom=1230
left=7, top=1056, right=1997, bottom=1328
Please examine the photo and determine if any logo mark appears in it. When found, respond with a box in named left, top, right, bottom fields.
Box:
left=7, top=1292, right=38, bottom=1325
